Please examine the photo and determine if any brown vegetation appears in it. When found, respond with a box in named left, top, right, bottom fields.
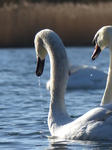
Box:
left=0, top=2, right=112, bottom=47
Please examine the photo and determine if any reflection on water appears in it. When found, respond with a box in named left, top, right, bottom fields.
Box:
left=0, top=48, right=112, bottom=149
left=48, top=136, right=112, bottom=150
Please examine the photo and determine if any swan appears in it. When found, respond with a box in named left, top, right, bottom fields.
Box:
left=92, top=25, right=112, bottom=106
left=34, top=29, right=112, bottom=140
left=46, top=63, right=107, bottom=90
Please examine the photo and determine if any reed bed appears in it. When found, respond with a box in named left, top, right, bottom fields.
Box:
left=0, top=2, right=112, bottom=47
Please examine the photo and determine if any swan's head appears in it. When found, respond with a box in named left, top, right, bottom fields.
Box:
left=34, top=30, right=48, bottom=76
left=92, top=26, right=112, bottom=60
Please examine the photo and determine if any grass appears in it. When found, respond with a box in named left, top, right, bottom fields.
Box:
left=0, top=1, right=112, bottom=47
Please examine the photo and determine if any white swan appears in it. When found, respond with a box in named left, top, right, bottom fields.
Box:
left=34, top=29, right=112, bottom=140
left=92, top=25, right=112, bottom=106
left=46, top=63, right=107, bottom=90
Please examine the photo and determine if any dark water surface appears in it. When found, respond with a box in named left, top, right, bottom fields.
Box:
left=0, top=47, right=112, bottom=149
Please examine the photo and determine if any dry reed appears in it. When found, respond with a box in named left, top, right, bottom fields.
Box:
left=0, top=2, right=112, bottom=47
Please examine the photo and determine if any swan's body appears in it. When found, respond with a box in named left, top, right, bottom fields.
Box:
left=34, top=28, right=112, bottom=140
left=46, top=64, right=107, bottom=90
left=92, top=25, right=112, bottom=105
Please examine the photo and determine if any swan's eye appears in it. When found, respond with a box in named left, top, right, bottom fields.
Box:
left=92, top=39, right=96, bottom=46
left=96, top=34, right=99, bottom=44
left=93, top=34, right=99, bottom=46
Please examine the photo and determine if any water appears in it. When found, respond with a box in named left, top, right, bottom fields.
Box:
left=0, top=47, right=112, bottom=149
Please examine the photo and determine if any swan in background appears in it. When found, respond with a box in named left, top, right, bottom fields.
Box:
left=34, top=29, right=112, bottom=140
left=46, top=62, right=107, bottom=90
left=92, top=25, right=112, bottom=105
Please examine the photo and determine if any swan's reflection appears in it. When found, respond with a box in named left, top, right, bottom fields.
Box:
left=47, top=136, right=112, bottom=150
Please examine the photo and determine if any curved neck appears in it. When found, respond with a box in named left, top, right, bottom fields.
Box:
left=101, top=45, right=112, bottom=105
left=44, top=38, right=71, bottom=129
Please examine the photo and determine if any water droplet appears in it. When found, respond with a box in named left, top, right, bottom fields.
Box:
left=38, top=77, right=41, bottom=86
left=90, top=74, right=93, bottom=77
left=41, top=105, right=44, bottom=111
left=38, top=77, right=43, bottom=98
left=39, top=130, right=43, bottom=134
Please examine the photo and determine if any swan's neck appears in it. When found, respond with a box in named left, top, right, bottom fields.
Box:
left=46, top=41, right=71, bottom=133
left=101, top=45, right=112, bottom=105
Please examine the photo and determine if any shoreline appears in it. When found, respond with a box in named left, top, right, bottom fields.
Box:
left=0, top=2, right=112, bottom=47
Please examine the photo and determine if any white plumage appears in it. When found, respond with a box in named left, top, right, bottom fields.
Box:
left=46, top=64, right=107, bottom=90
left=34, top=27, right=112, bottom=140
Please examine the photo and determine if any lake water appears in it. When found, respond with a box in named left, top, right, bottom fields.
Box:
left=0, top=47, right=112, bottom=149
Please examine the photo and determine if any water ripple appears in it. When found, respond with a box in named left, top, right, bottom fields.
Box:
left=0, top=48, right=111, bottom=149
